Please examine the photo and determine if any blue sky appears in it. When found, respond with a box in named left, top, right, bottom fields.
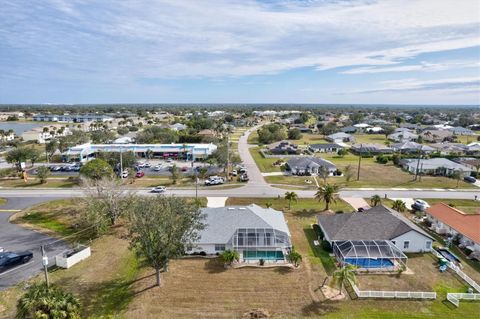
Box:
left=1, top=0, right=479, bottom=104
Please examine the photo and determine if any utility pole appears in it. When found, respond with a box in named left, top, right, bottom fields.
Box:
left=191, top=155, right=198, bottom=199
left=414, top=146, right=422, bottom=181
left=226, top=133, right=230, bottom=182
left=45, top=143, right=49, bottom=164
left=119, top=146, right=123, bottom=179
left=357, top=144, right=362, bottom=181
left=41, top=245, right=49, bottom=289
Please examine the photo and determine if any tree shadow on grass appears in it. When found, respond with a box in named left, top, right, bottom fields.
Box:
left=204, top=258, right=227, bottom=274
left=301, top=300, right=338, bottom=317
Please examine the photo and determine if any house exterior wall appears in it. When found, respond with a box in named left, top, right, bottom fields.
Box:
left=391, top=230, right=432, bottom=253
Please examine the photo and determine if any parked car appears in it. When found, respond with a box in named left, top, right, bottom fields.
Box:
left=135, top=171, right=145, bottom=178
left=151, top=186, right=167, bottom=193
left=240, top=174, right=249, bottom=182
left=239, top=167, right=247, bottom=174
left=230, top=170, right=238, bottom=176
left=152, top=165, right=162, bottom=171
left=144, top=163, right=151, bottom=168
left=121, top=170, right=129, bottom=178
left=0, top=251, right=33, bottom=273
left=181, top=166, right=188, bottom=172
left=412, top=199, right=429, bottom=211
left=464, top=176, right=477, bottom=183
left=205, top=176, right=225, bottom=186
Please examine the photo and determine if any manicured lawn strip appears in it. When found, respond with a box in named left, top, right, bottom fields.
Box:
left=304, top=227, right=336, bottom=275
left=0, top=197, right=7, bottom=206
left=248, top=147, right=282, bottom=172
left=247, top=130, right=259, bottom=144
left=0, top=178, right=79, bottom=188
left=265, top=175, right=318, bottom=189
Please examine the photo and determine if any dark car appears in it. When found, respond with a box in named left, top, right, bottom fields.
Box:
left=0, top=251, right=33, bottom=273
left=464, top=176, right=477, bottom=183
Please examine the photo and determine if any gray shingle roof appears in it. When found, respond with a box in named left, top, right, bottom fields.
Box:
left=317, top=205, right=432, bottom=241
left=287, top=156, right=337, bottom=171
left=197, top=204, right=290, bottom=244
left=310, top=143, right=343, bottom=150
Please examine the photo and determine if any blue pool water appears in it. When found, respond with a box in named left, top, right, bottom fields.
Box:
left=437, top=248, right=460, bottom=263
left=243, top=250, right=284, bottom=260
left=344, top=258, right=394, bottom=268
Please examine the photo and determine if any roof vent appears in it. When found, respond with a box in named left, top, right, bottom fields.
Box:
left=238, top=207, right=246, bottom=210
left=227, top=208, right=235, bottom=210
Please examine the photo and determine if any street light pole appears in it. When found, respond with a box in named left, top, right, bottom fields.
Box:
left=119, top=146, right=123, bottom=179
left=357, top=143, right=362, bottom=181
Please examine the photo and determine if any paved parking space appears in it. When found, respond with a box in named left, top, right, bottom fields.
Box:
left=0, top=197, right=68, bottom=290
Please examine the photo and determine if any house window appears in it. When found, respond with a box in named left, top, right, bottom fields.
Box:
left=426, top=241, right=432, bottom=250
left=215, top=244, right=225, bottom=252
left=403, top=241, right=410, bottom=249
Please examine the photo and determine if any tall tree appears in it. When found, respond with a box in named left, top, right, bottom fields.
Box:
left=318, top=166, right=329, bottom=184
left=81, top=177, right=135, bottom=232
left=315, top=184, right=339, bottom=211
left=79, top=158, right=114, bottom=180
left=16, top=283, right=81, bottom=319
left=128, top=196, right=205, bottom=286
left=332, top=264, right=357, bottom=295
left=284, top=191, right=298, bottom=210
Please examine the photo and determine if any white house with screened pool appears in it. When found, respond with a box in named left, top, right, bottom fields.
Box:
left=188, top=204, right=292, bottom=263
left=317, top=205, right=434, bottom=271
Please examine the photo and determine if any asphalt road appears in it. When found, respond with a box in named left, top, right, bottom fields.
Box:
left=0, top=197, right=68, bottom=290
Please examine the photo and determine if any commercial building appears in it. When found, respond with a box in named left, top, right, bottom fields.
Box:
left=65, top=142, right=217, bottom=162
left=33, top=114, right=113, bottom=123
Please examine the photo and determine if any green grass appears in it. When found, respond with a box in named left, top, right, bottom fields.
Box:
left=249, top=147, right=282, bottom=172
left=304, top=227, right=336, bottom=274
left=247, top=131, right=259, bottom=144
left=0, top=198, right=7, bottom=207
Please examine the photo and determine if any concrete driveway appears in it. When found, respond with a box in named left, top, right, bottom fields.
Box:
left=0, top=197, right=68, bottom=290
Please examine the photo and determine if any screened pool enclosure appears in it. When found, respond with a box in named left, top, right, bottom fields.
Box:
left=232, top=228, right=291, bottom=261
left=333, top=240, right=407, bottom=270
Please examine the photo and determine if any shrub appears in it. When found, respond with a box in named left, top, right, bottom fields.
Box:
left=375, top=155, right=388, bottom=164
left=259, top=258, right=265, bottom=266
left=312, top=224, right=324, bottom=240
left=321, top=240, right=332, bottom=252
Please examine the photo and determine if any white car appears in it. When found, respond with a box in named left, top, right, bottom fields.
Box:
left=412, top=199, right=429, bottom=211
left=121, top=170, right=129, bottom=178
left=152, top=165, right=162, bottom=171
left=151, top=186, right=167, bottom=193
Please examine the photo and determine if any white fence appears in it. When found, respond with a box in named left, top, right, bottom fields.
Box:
left=446, top=293, right=480, bottom=307
left=349, top=279, right=436, bottom=300
left=55, top=246, right=91, bottom=269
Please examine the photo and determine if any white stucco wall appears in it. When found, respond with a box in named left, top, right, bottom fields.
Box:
left=392, top=230, right=432, bottom=253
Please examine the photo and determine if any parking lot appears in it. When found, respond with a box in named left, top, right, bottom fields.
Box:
left=0, top=197, right=68, bottom=290
left=27, top=159, right=223, bottom=178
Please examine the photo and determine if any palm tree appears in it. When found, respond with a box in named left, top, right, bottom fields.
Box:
left=332, top=264, right=357, bottom=295
left=286, top=247, right=302, bottom=267
left=315, top=184, right=339, bottom=211
left=220, top=250, right=239, bottom=266
left=370, top=194, right=381, bottom=206
left=284, top=191, right=298, bottom=210
left=392, top=199, right=407, bottom=212
left=16, top=283, right=81, bottom=319
left=265, top=201, right=273, bottom=208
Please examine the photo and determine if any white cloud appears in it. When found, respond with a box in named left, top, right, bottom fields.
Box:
left=341, top=60, right=480, bottom=74
left=0, top=0, right=479, bottom=81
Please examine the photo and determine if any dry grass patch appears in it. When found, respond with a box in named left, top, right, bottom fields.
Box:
left=124, top=258, right=329, bottom=319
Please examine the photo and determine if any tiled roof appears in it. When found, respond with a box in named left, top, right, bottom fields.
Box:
left=426, top=203, right=480, bottom=244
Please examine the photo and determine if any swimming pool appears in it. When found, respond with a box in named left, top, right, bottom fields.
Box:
left=437, top=248, right=460, bottom=263
left=344, top=258, right=394, bottom=268
left=243, top=250, right=284, bottom=260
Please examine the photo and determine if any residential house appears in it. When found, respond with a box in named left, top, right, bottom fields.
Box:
left=430, top=143, right=467, bottom=155
left=426, top=203, right=480, bottom=254
left=287, top=156, right=336, bottom=175
left=188, top=205, right=292, bottom=263
left=388, top=131, right=419, bottom=142
left=340, top=126, right=357, bottom=134
left=449, top=126, right=476, bottom=136
left=268, top=141, right=298, bottom=155
left=309, top=143, right=344, bottom=153
left=169, top=123, right=187, bottom=131
left=326, top=132, right=355, bottom=143
left=351, top=143, right=393, bottom=155
left=452, top=157, right=480, bottom=172
left=420, top=129, right=453, bottom=142
left=317, top=205, right=434, bottom=254
left=399, top=158, right=472, bottom=177
left=467, top=142, right=480, bottom=154
left=391, top=141, right=435, bottom=154
left=22, top=125, right=71, bottom=144
left=197, top=129, right=216, bottom=138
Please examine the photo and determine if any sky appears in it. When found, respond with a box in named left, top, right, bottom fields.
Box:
left=1, top=0, right=479, bottom=105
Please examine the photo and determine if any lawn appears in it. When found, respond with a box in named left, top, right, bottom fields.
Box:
left=0, top=198, right=6, bottom=207
left=249, top=147, right=282, bottom=172
left=0, top=178, right=79, bottom=188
